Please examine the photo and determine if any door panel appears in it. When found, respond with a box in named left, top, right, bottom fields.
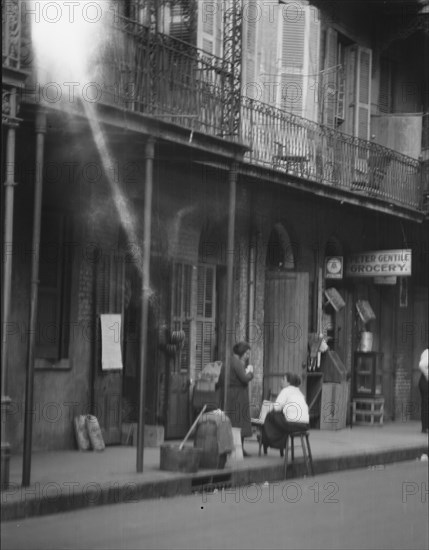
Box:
left=264, top=272, right=309, bottom=398
left=165, top=371, right=190, bottom=439
left=165, top=263, right=193, bottom=439
left=93, top=251, right=125, bottom=445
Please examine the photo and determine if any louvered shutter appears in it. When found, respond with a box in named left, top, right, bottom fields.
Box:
left=171, top=262, right=193, bottom=372
left=322, top=27, right=338, bottom=127
left=281, top=3, right=305, bottom=115
left=306, top=8, right=320, bottom=121
left=344, top=44, right=357, bottom=136
left=243, top=0, right=257, bottom=85
left=195, top=265, right=216, bottom=373
left=355, top=46, right=372, bottom=140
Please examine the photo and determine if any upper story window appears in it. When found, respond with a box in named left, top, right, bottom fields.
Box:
left=320, top=28, right=372, bottom=140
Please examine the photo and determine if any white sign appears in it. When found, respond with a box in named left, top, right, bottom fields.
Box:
left=325, top=256, right=343, bottom=279
left=345, top=249, right=411, bottom=278
left=100, top=314, right=123, bottom=371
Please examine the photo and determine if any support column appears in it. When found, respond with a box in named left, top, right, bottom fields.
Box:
left=22, top=109, right=47, bottom=487
left=137, top=137, right=155, bottom=473
left=1, top=88, right=19, bottom=490
left=223, top=162, right=238, bottom=412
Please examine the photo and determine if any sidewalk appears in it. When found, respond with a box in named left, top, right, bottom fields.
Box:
left=1, top=421, right=427, bottom=521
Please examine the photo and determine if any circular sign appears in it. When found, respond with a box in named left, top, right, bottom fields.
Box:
left=326, top=257, right=342, bottom=276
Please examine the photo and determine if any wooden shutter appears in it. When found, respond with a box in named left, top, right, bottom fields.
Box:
left=355, top=46, right=372, bottom=140
left=322, top=27, right=338, bottom=127
left=36, top=213, right=71, bottom=360
left=95, top=249, right=125, bottom=369
left=195, top=264, right=216, bottom=373
left=306, top=8, right=320, bottom=121
left=171, top=262, right=193, bottom=372
left=200, top=0, right=215, bottom=54
left=243, top=0, right=257, bottom=85
left=281, top=3, right=305, bottom=115
left=344, top=44, right=357, bottom=136
left=96, top=251, right=125, bottom=315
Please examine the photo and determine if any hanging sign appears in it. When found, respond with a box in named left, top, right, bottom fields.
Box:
left=325, top=256, right=343, bottom=279
left=345, top=249, right=411, bottom=278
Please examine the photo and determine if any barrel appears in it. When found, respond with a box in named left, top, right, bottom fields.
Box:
left=194, top=420, right=227, bottom=469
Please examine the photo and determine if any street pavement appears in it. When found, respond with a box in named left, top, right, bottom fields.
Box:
left=2, top=460, right=428, bottom=550
left=1, top=420, right=427, bottom=522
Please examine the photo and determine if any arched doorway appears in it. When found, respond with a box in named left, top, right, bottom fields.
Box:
left=263, top=224, right=309, bottom=399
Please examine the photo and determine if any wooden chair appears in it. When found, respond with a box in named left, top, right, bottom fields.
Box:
left=252, top=400, right=315, bottom=479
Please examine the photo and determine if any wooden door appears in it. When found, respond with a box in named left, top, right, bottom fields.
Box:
left=93, top=250, right=125, bottom=445
left=165, top=263, right=192, bottom=439
left=264, top=272, right=309, bottom=398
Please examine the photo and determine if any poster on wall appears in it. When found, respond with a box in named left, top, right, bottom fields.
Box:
left=100, top=314, right=123, bottom=371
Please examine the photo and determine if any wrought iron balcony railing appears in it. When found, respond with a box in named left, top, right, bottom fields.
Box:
left=11, top=10, right=426, bottom=213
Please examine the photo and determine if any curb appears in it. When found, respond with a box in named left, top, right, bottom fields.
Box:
left=1, top=445, right=427, bottom=522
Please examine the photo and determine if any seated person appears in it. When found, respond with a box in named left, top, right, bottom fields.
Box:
left=262, top=372, right=309, bottom=451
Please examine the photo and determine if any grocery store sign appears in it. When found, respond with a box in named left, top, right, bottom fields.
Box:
left=345, top=249, right=412, bottom=277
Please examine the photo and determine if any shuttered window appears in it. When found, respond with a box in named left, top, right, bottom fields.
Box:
left=321, top=29, right=372, bottom=140
left=195, top=264, right=216, bottom=373
left=244, top=0, right=257, bottom=84
left=356, top=47, right=371, bottom=140
left=281, top=2, right=305, bottom=115
left=199, top=0, right=222, bottom=56
left=321, top=27, right=338, bottom=127
left=36, top=213, right=72, bottom=361
left=171, top=262, right=193, bottom=372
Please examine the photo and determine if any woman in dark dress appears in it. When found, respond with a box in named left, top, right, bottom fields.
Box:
left=217, top=341, right=254, bottom=456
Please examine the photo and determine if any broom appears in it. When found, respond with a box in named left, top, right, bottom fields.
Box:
left=178, top=404, right=207, bottom=451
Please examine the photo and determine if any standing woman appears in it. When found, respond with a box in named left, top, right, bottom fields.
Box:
left=217, top=341, right=254, bottom=456
left=418, top=348, right=428, bottom=434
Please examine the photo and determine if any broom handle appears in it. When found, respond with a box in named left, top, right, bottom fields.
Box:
left=179, top=404, right=207, bottom=450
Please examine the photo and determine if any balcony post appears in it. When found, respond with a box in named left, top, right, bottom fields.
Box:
left=1, top=87, right=20, bottom=490
left=223, top=161, right=238, bottom=412
left=136, top=137, right=155, bottom=473
left=22, top=109, right=47, bottom=487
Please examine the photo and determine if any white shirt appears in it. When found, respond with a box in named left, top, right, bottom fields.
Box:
left=273, top=385, right=309, bottom=424
left=419, top=349, right=428, bottom=380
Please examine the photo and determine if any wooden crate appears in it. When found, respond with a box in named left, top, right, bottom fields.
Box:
left=320, top=381, right=349, bottom=430
left=352, top=397, right=384, bottom=426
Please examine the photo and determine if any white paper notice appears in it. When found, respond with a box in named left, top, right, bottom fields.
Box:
left=100, top=314, right=123, bottom=371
